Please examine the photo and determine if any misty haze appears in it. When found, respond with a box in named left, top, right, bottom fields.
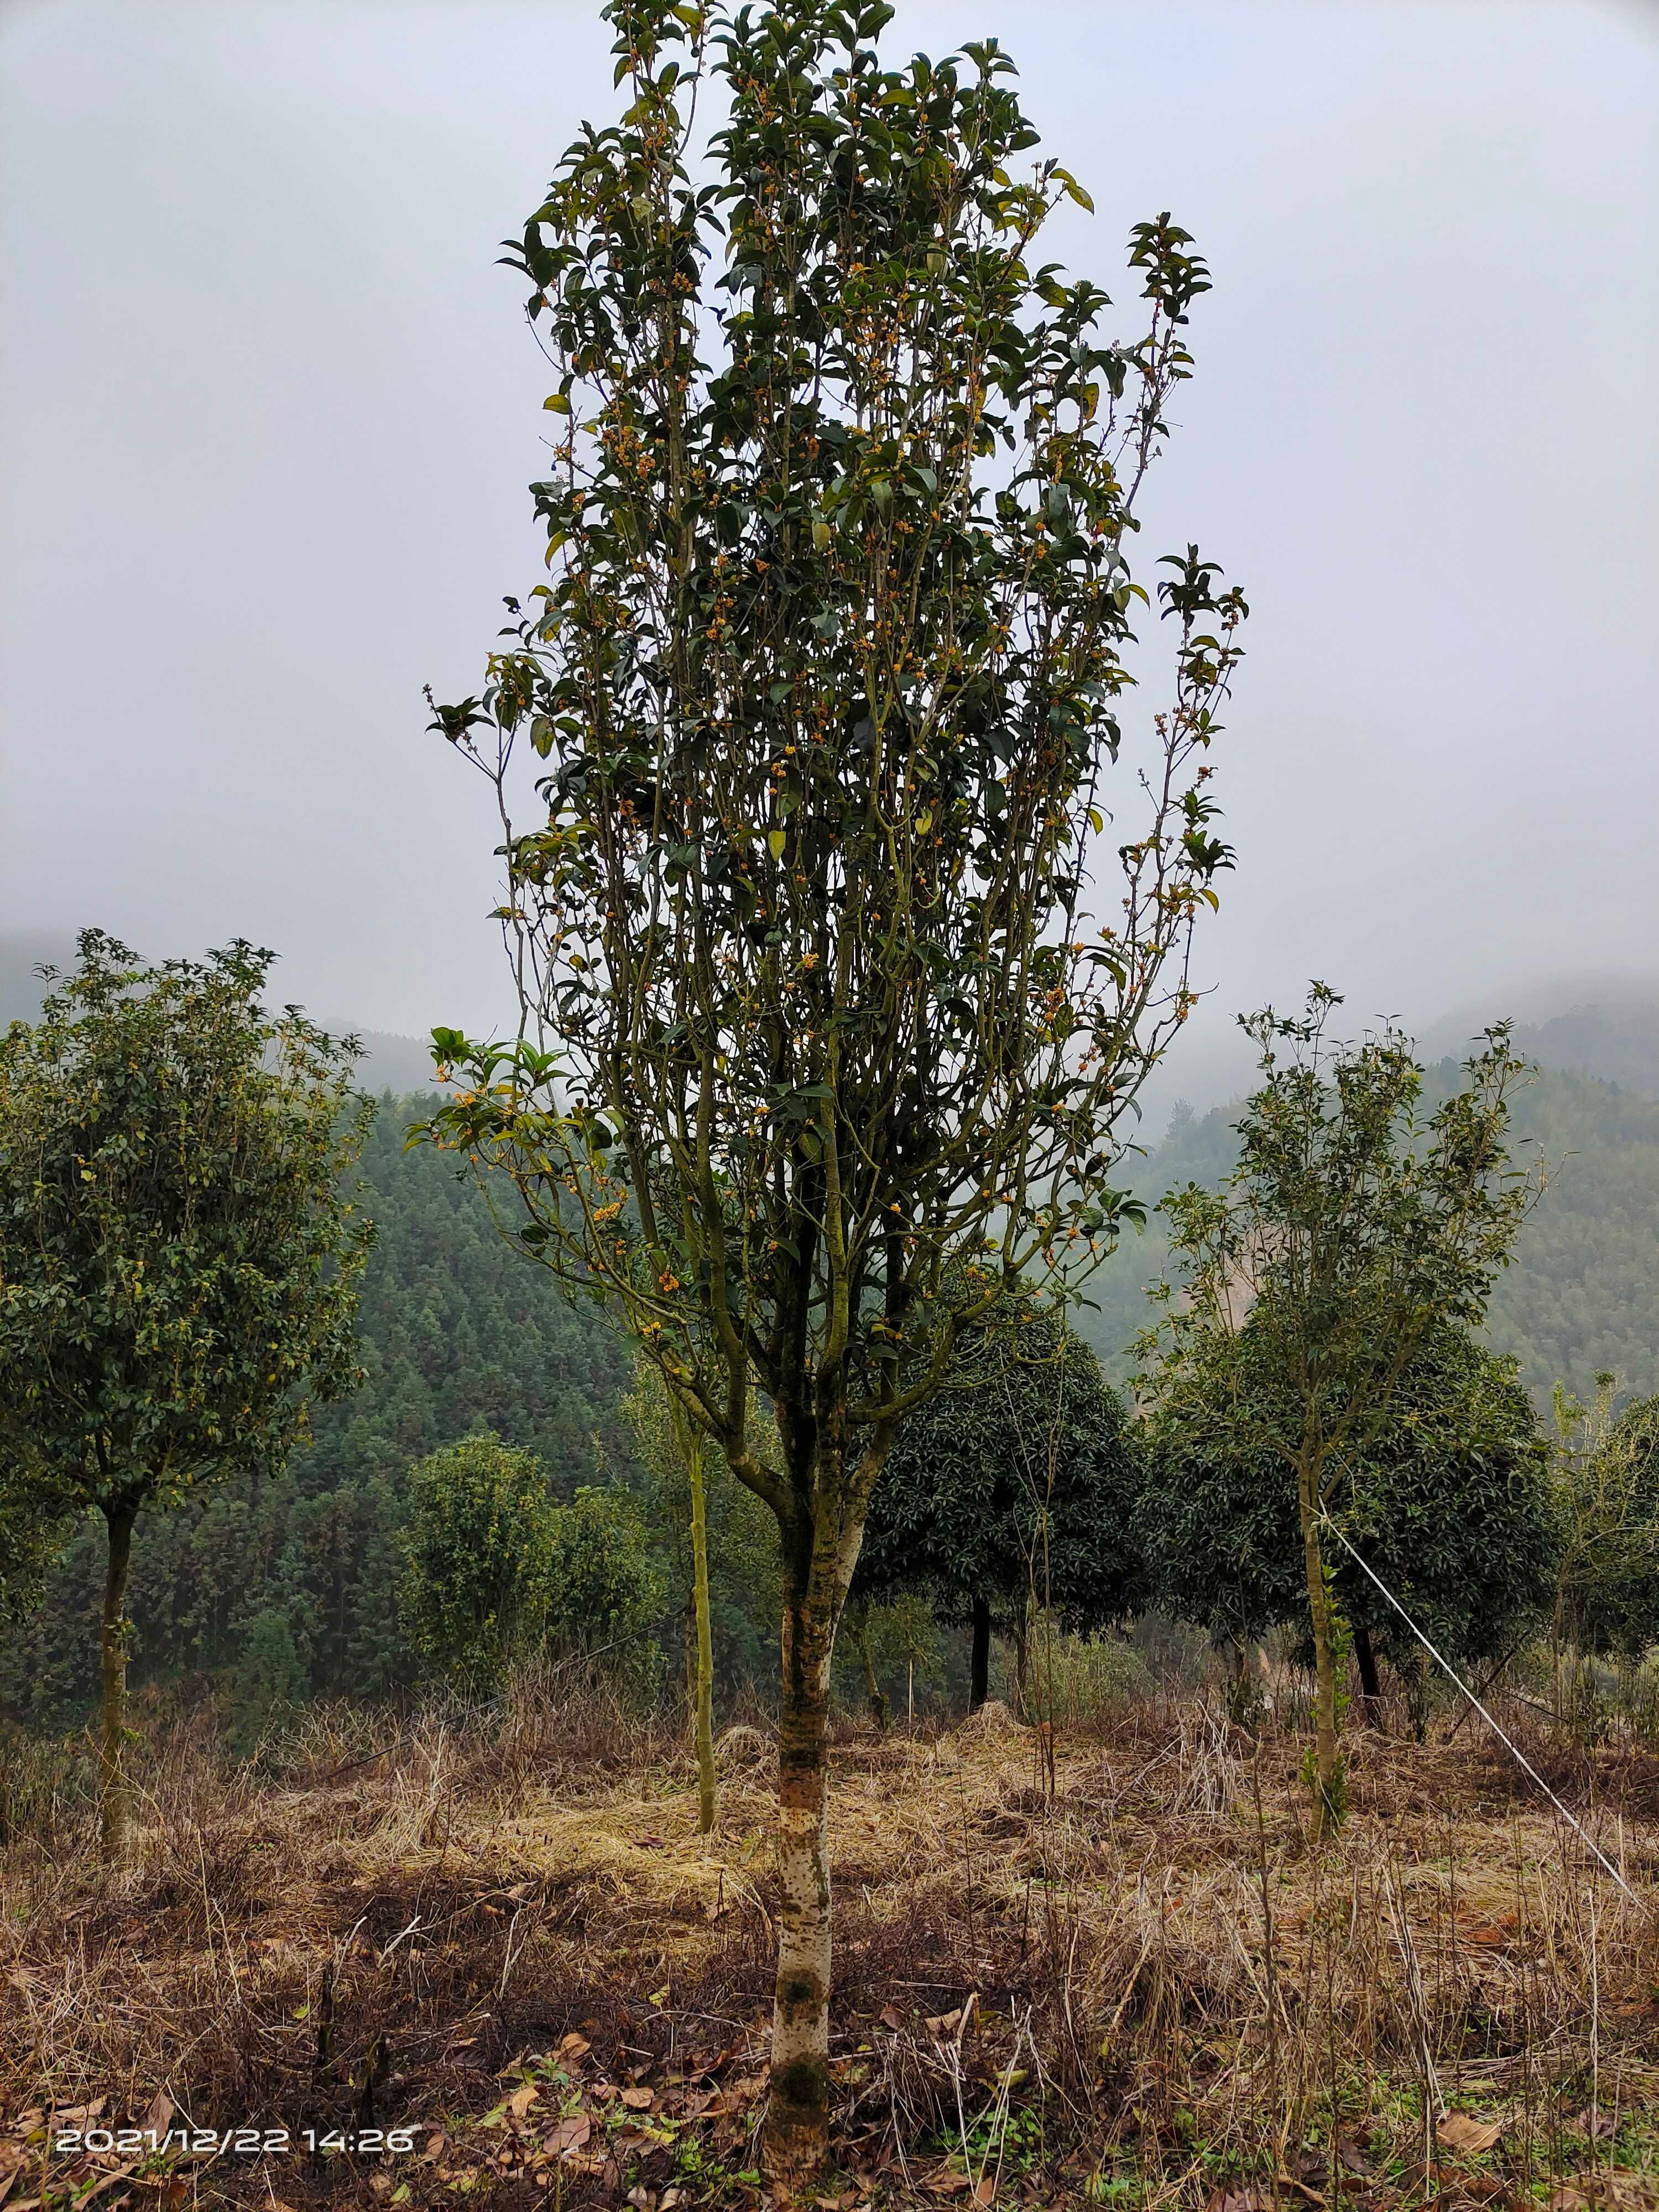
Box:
left=3, top=4, right=1658, bottom=2206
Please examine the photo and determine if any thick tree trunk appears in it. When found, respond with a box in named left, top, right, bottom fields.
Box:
left=686, top=1430, right=717, bottom=1835
left=1295, top=1457, right=1342, bottom=1841
left=1353, top=1620, right=1384, bottom=1731
left=100, top=1495, right=138, bottom=1865
left=969, top=1595, right=991, bottom=1712
left=765, top=1582, right=837, bottom=2181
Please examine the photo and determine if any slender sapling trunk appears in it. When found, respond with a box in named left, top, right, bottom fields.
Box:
left=675, top=1407, right=717, bottom=1835
left=100, top=1494, right=139, bottom=1865
left=1296, top=1453, right=1342, bottom=1840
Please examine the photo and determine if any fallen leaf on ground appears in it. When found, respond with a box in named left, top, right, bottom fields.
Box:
left=545, top=2116, right=592, bottom=2157
left=1438, top=2113, right=1503, bottom=2156
left=1274, top=2174, right=1326, bottom=2207
left=620, top=2086, right=655, bottom=2111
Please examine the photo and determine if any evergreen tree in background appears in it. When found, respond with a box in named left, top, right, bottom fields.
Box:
left=1141, top=1319, right=1558, bottom=1735
left=1136, top=988, right=1536, bottom=1835
left=854, top=1303, right=1144, bottom=1711
left=1550, top=1380, right=1659, bottom=1677
left=400, top=1432, right=663, bottom=1696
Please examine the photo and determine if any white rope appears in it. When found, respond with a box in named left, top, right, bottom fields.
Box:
left=1319, top=1514, right=1641, bottom=1906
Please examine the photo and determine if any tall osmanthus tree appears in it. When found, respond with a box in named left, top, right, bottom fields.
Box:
left=0, top=933, right=374, bottom=1860
left=425, top=0, right=1244, bottom=2170
left=1136, top=988, right=1537, bottom=1839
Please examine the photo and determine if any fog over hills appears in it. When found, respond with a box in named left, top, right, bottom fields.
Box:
left=0, top=929, right=441, bottom=1096
left=6, top=925, right=1657, bottom=1407
left=9, top=926, right=1659, bottom=1109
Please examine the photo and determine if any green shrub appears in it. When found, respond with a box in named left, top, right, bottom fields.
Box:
left=400, top=1433, right=662, bottom=1696
left=400, top=1435, right=563, bottom=1690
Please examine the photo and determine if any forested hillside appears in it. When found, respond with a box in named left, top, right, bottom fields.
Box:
left=0, top=1096, right=633, bottom=1731
left=1079, top=1058, right=1659, bottom=1404
left=7, top=1039, right=1657, bottom=1734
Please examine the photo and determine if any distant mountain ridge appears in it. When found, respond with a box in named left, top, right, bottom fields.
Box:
left=1081, top=1052, right=1659, bottom=1408
left=1511, top=1004, right=1659, bottom=1098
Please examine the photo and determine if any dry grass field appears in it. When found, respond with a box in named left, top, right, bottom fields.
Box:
left=4, top=1681, right=1659, bottom=2211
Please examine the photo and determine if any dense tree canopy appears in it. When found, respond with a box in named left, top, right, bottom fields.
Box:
left=401, top=1433, right=662, bottom=1694
left=0, top=933, right=373, bottom=1854
left=1142, top=1320, right=1559, bottom=1713
left=855, top=1306, right=1142, bottom=1705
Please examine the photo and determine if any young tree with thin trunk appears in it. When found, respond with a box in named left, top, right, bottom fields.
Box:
left=1136, top=987, right=1536, bottom=1838
left=425, top=0, right=1244, bottom=2173
left=674, top=1402, right=718, bottom=1832
left=0, top=933, right=373, bottom=1861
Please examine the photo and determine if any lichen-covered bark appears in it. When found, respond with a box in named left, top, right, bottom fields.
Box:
left=766, top=1582, right=836, bottom=2179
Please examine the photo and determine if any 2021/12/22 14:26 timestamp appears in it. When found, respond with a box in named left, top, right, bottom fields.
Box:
left=53, top=2126, right=420, bottom=2157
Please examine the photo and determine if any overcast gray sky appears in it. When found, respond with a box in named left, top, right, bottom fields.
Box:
left=2, top=0, right=1655, bottom=1098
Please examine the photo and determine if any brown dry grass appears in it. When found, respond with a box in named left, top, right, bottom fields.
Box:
left=3, top=1681, right=1659, bottom=2210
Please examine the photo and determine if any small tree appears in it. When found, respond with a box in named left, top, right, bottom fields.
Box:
left=854, top=1307, right=1144, bottom=1712
left=1142, top=1320, right=1559, bottom=1736
left=1136, top=987, right=1536, bottom=1834
left=401, top=1434, right=562, bottom=1688
left=426, top=0, right=1244, bottom=2166
left=404, top=1431, right=664, bottom=1692
left=0, top=932, right=373, bottom=1859
left=1549, top=1379, right=1659, bottom=1694
left=623, top=1353, right=781, bottom=1828
left=546, top=1487, right=665, bottom=1696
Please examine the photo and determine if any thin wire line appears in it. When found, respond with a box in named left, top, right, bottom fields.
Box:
left=1319, top=1513, right=1641, bottom=1906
